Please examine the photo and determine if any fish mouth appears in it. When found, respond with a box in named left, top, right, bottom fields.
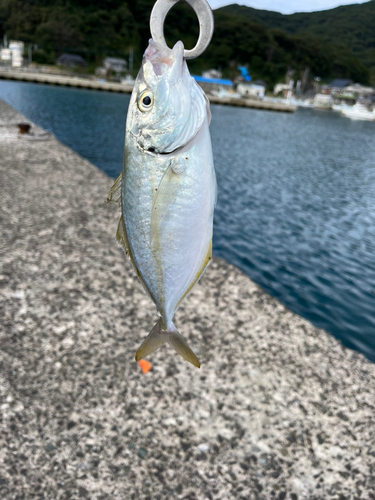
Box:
left=140, top=120, right=204, bottom=157
left=136, top=132, right=181, bottom=157
left=144, top=40, right=184, bottom=77
left=146, top=146, right=180, bottom=156
left=135, top=134, right=186, bottom=157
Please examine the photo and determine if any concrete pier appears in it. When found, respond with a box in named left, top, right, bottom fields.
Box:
left=208, top=95, right=296, bottom=112
left=0, top=68, right=134, bottom=93
left=0, top=98, right=374, bottom=499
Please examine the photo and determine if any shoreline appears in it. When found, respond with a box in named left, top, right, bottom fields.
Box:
left=0, top=67, right=134, bottom=93
left=0, top=98, right=374, bottom=499
left=0, top=68, right=296, bottom=113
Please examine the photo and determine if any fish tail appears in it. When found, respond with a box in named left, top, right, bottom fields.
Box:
left=135, top=319, right=200, bottom=368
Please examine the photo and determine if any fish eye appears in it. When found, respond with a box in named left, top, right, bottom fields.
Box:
left=138, top=91, right=154, bottom=112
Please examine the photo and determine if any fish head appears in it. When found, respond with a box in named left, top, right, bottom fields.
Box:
left=128, top=39, right=209, bottom=154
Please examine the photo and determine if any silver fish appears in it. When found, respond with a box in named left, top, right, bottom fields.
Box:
left=107, top=39, right=216, bottom=367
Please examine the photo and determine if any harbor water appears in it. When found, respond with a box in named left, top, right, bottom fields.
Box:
left=1, top=81, right=375, bottom=361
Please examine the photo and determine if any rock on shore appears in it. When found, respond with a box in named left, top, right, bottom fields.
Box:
left=1, top=97, right=375, bottom=500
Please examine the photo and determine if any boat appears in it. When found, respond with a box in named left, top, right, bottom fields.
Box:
left=341, top=102, right=375, bottom=121
left=332, top=103, right=352, bottom=113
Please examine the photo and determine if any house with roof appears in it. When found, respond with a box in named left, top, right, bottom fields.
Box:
left=237, top=80, right=266, bottom=99
left=321, top=79, right=355, bottom=103
left=103, top=57, right=127, bottom=74
left=56, top=54, right=87, bottom=68
left=345, top=83, right=374, bottom=98
left=326, top=79, right=374, bottom=105
left=328, top=79, right=353, bottom=90
left=326, top=79, right=353, bottom=95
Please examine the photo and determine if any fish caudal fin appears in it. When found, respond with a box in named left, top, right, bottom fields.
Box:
left=135, top=319, right=200, bottom=368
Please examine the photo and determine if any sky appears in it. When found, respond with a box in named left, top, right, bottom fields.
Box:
left=208, top=0, right=369, bottom=15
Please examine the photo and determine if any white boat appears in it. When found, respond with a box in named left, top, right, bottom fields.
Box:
left=332, top=103, right=352, bottom=113
left=341, top=102, right=375, bottom=121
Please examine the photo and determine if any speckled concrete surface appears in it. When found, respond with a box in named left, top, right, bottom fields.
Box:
left=1, top=98, right=375, bottom=500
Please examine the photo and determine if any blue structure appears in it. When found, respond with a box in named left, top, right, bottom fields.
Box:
left=193, top=75, right=233, bottom=86
left=237, top=66, right=251, bottom=82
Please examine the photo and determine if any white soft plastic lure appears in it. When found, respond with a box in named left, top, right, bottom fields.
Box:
left=107, top=39, right=216, bottom=368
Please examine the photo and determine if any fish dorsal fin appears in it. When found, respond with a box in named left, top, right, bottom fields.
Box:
left=150, top=160, right=184, bottom=243
left=106, top=172, right=122, bottom=205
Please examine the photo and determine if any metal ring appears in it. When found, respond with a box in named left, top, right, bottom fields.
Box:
left=150, top=0, right=214, bottom=60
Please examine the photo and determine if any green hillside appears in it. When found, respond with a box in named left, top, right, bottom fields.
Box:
left=0, top=0, right=370, bottom=87
left=218, top=1, right=375, bottom=81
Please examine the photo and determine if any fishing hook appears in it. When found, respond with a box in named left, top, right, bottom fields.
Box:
left=150, top=0, right=214, bottom=60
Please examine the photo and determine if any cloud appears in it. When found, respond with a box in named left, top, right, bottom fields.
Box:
left=207, top=0, right=369, bottom=15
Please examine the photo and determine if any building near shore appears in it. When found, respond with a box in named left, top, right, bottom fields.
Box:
left=237, top=80, right=266, bottom=99
left=5, top=41, right=24, bottom=68
left=345, top=83, right=374, bottom=98
left=274, top=83, right=291, bottom=95
left=103, top=57, right=127, bottom=74
left=193, top=75, right=233, bottom=94
left=56, top=53, right=87, bottom=68
left=0, top=48, right=11, bottom=63
left=323, top=80, right=374, bottom=105
left=327, top=79, right=353, bottom=93
left=202, top=68, right=222, bottom=79
left=313, top=93, right=333, bottom=109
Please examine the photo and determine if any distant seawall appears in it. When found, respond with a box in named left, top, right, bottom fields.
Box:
left=0, top=68, right=134, bottom=93
left=0, top=98, right=373, bottom=499
left=0, top=69, right=296, bottom=113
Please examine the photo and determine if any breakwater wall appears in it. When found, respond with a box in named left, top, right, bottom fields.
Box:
left=0, top=98, right=374, bottom=499
left=0, top=68, right=134, bottom=93
left=0, top=69, right=296, bottom=112
left=208, top=94, right=296, bottom=112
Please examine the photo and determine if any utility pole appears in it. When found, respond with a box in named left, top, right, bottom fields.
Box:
left=129, top=48, right=133, bottom=74
left=28, top=44, right=32, bottom=64
left=301, top=67, right=309, bottom=95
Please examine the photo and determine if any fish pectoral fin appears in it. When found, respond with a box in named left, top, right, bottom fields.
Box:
left=135, top=319, right=200, bottom=368
left=150, top=161, right=182, bottom=243
left=106, top=172, right=122, bottom=205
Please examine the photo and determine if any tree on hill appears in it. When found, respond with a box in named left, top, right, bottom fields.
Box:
left=218, top=1, right=375, bottom=82
left=0, top=0, right=370, bottom=86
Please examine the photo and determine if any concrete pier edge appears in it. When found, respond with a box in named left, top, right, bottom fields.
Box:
left=0, top=97, right=374, bottom=499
